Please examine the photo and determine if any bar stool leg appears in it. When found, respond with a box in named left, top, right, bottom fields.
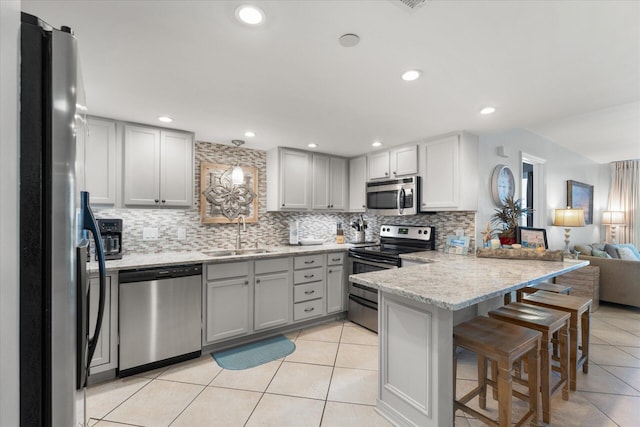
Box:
left=527, top=346, right=540, bottom=427
left=569, top=316, right=578, bottom=391
left=581, top=310, right=590, bottom=374
left=559, top=323, right=570, bottom=400
left=453, top=344, right=458, bottom=425
left=478, top=355, right=487, bottom=409
left=541, top=333, right=551, bottom=424
left=496, top=363, right=513, bottom=427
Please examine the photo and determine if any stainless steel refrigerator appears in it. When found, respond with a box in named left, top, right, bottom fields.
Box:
left=19, top=12, right=107, bottom=427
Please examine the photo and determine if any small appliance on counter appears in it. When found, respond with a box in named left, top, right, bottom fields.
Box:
left=96, top=218, right=123, bottom=260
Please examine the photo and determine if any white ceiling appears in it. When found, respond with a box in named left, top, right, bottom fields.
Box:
left=22, top=0, right=640, bottom=164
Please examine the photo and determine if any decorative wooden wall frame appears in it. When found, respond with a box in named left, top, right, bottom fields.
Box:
left=567, top=180, right=593, bottom=225
left=200, top=162, right=258, bottom=223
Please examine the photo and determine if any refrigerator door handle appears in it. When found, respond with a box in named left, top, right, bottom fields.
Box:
left=81, top=191, right=106, bottom=367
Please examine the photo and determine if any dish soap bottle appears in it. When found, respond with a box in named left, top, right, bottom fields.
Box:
left=336, top=222, right=345, bottom=244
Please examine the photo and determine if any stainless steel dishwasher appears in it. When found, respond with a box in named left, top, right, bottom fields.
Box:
left=119, top=264, right=202, bottom=377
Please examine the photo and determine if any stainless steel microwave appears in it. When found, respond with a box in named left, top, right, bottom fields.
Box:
left=366, top=175, right=420, bottom=216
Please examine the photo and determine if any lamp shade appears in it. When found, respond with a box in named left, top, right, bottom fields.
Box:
left=553, top=208, right=585, bottom=227
left=602, top=211, right=625, bottom=225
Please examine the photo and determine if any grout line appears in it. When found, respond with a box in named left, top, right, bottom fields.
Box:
left=243, top=349, right=286, bottom=426
left=96, top=375, right=155, bottom=424
left=166, top=383, right=208, bottom=426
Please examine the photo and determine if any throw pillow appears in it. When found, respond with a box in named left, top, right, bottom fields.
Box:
left=617, top=247, right=640, bottom=261
left=604, top=243, right=620, bottom=259
left=574, top=244, right=593, bottom=256
left=614, top=244, right=640, bottom=260
left=592, top=243, right=606, bottom=251
left=592, top=249, right=612, bottom=258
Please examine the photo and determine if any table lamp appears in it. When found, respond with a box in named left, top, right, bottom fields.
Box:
left=602, top=211, right=625, bottom=244
left=553, top=207, right=585, bottom=255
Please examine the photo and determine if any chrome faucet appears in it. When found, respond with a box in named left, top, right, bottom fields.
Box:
left=236, top=215, right=246, bottom=250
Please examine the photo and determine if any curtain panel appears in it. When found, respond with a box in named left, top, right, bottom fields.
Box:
left=608, top=160, right=640, bottom=247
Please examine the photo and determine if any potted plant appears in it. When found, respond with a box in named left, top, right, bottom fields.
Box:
left=490, top=196, right=533, bottom=246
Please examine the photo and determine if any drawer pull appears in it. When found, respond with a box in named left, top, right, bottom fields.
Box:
left=304, top=290, right=315, bottom=295
left=304, top=260, right=315, bottom=264
left=304, top=307, right=315, bottom=313
left=331, top=258, right=341, bottom=262
left=328, top=269, right=332, bottom=273
left=304, top=274, right=315, bottom=279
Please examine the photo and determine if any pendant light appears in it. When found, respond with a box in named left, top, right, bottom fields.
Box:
left=230, top=139, right=245, bottom=185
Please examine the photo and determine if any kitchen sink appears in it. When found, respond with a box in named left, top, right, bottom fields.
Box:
left=203, top=248, right=273, bottom=258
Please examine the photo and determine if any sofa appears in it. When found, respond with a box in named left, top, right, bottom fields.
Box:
left=574, top=243, right=640, bottom=308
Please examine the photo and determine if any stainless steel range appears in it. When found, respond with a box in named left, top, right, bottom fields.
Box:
left=348, top=224, right=435, bottom=332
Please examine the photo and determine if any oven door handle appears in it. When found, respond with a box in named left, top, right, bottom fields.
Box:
left=351, top=282, right=378, bottom=293
left=349, top=293, right=378, bottom=310
left=349, top=252, right=399, bottom=267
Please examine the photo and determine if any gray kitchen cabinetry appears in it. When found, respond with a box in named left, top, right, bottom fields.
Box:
left=254, top=257, right=291, bottom=331
left=368, top=145, right=418, bottom=180
left=267, top=147, right=311, bottom=211
left=312, top=154, right=347, bottom=211
left=293, top=254, right=326, bottom=321
left=326, top=252, right=346, bottom=314
left=419, top=132, right=478, bottom=211
left=89, top=272, right=118, bottom=375
left=82, top=116, right=117, bottom=205
left=123, top=124, right=193, bottom=207
left=204, top=261, right=251, bottom=344
left=348, top=155, right=367, bottom=212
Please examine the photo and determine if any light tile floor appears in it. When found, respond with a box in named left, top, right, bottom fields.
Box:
left=87, top=303, right=639, bottom=426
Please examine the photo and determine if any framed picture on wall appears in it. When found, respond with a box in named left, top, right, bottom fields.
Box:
left=517, top=227, right=548, bottom=249
left=567, top=180, right=594, bottom=225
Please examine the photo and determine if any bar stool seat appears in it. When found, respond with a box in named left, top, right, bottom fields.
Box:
left=522, top=290, right=592, bottom=391
left=516, top=282, right=572, bottom=302
left=454, top=316, right=541, bottom=427
left=489, top=302, right=570, bottom=424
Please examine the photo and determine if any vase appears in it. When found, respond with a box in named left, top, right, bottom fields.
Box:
left=499, top=236, right=516, bottom=246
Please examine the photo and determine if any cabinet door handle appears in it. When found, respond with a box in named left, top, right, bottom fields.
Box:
left=328, top=269, right=332, bottom=273
left=304, top=307, right=315, bottom=313
left=393, top=171, right=397, bottom=175
left=304, top=290, right=315, bottom=295
left=161, top=199, right=166, bottom=204
left=362, top=204, right=366, bottom=208
left=304, top=260, right=315, bottom=264
left=154, top=199, right=159, bottom=203
left=256, top=279, right=260, bottom=284
left=304, top=274, right=315, bottom=279
left=282, top=203, right=285, bottom=207
left=244, top=280, right=249, bottom=285
left=384, top=172, right=389, bottom=176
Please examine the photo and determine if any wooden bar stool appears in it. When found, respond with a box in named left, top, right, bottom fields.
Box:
left=489, top=302, right=570, bottom=424
left=522, top=290, right=592, bottom=391
left=516, top=282, right=572, bottom=302
left=453, top=316, right=541, bottom=427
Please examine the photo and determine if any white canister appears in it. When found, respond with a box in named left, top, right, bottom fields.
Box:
left=289, top=220, right=299, bottom=245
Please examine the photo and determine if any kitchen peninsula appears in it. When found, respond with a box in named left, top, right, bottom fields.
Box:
left=349, top=252, right=589, bottom=427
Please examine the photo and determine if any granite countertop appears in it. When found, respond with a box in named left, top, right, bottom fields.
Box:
left=88, top=243, right=362, bottom=273
left=349, top=251, right=589, bottom=311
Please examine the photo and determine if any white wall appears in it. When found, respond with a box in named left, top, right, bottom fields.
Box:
left=477, top=128, right=610, bottom=251
left=0, top=1, right=20, bottom=425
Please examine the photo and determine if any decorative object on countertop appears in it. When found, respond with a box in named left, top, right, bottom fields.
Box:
left=567, top=180, right=593, bottom=225
left=491, top=196, right=533, bottom=246
left=601, top=211, right=625, bottom=244
left=517, top=226, right=548, bottom=249
left=336, top=222, right=345, bottom=244
left=212, top=335, right=295, bottom=370
left=444, top=235, right=470, bottom=255
left=553, top=207, right=585, bottom=255
left=480, top=222, right=497, bottom=248
left=476, top=248, right=563, bottom=261
left=351, top=214, right=368, bottom=243
left=200, top=162, right=257, bottom=223
left=298, top=238, right=324, bottom=246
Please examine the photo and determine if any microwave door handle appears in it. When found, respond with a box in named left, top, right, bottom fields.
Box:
left=398, top=188, right=405, bottom=213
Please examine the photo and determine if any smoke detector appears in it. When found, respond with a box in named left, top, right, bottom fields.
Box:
left=391, top=0, right=428, bottom=13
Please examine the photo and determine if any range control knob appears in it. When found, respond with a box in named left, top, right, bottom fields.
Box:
left=418, top=230, right=422, bottom=234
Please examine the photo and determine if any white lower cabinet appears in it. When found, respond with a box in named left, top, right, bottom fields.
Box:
left=326, top=252, right=346, bottom=314
left=254, top=258, right=290, bottom=331
left=89, top=272, right=118, bottom=375
left=293, top=254, right=326, bottom=321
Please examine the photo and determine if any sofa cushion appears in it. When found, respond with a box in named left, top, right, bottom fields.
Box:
left=592, top=243, right=606, bottom=251
left=604, top=244, right=620, bottom=259
left=592, top=248, right=613, bottom=258
left=574, top=244, right=593, bottom=256
left=617, top=247, right=640, bottom=261
left=615, top=244, right=640, bottom=260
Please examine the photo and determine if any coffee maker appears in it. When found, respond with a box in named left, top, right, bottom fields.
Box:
left=96, top=218, right=123, bottom=260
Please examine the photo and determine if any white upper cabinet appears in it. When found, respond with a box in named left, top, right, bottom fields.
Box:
left=419, top=132, right=478, bottom=211
left=367, top=145, right=418, bottom=180
left=84, top=117, right=117, bottom=205
left=312, top=154, right=347, bottom=210
left=329, top=156, right=347, bottom=210
left=123, top=124, right=193, bottom=207
left=348, top=155, right=367, bottom=212
left=267, top=148, right=311, bottom=211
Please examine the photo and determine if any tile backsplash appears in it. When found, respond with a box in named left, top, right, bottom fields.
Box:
left=93, top=141, right=475, bottom=254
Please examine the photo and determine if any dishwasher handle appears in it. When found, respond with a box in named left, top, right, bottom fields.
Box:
left=120, top=264, right=202, bottom=283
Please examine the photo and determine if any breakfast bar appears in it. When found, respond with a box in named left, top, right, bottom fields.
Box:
left=349, top=252, right=588, bottom=427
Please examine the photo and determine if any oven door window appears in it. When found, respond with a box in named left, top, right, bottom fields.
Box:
left=367, top=190, right=399, bottom=210
left=352, top=260, right=389, bottom=274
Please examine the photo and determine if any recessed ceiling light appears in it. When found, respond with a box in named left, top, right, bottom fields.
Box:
left=158, top=115, right=173, bottom=123
left=235, top=5, right=265, bottom=25
left=372, top=141, right=382, bottom=147
left=480, top=107, right=496, bottom=115
left=308, top=143, right=317, bottom=148
left=244, top=131, right=256, bottom=137
left=401, top=69, right=422, bottom=81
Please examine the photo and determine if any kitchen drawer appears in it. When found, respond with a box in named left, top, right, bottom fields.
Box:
left=255, top=257, right=289, bottom=274
left=206, top=261, right=249, bottom=281
left=293, top=267, right=324, bottom=284
left=294, top=298, right=324, bottom=321
left=327, top=252, right=344, bottom=266
left=294, top=281, right=324, bottom=303
left=294, top=254, right=324, bottom=270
